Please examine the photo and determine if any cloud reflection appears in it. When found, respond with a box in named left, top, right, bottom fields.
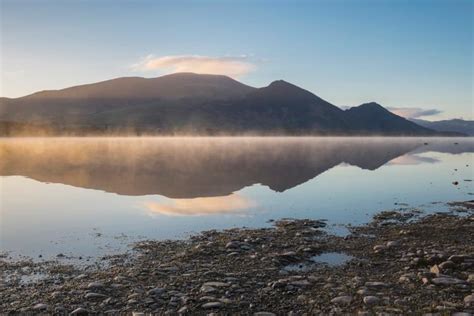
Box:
left=144, top=193, right=255, bottom=216
left=387, top=154, right=439, bottom=165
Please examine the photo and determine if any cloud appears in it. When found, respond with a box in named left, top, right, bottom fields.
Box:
left=131, top=54, right=256, bottom=78
left=143, top=194, right=255, bottom=217
left=387, top=107, right=442, bottom=119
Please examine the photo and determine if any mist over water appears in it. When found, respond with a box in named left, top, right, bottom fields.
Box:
left=1, top=137, right=473, bottom=260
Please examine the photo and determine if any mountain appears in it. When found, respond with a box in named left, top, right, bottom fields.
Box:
left=344, top=102, right=436, bottom=135
left=410, top=118, right=474, bottom=136
left=0, top=72, right=454, bottom=136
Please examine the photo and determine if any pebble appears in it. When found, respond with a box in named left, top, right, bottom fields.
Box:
left=201, top=302, right=223, bottom=309
left=254, top=313, right=277, bottom=316
left=364, top=281, right=389, bottom=288
left=178, top=306, right=188, bottom=314
left=464, top=294, right=474, bottom=306
left=87, top=281, right=105, bottom=289
left=363, top=296, right=380, bottom=305
left=85, top=292, right=107, bottom=300
left=202, top=281, right=229, bottom=287
left=330, top=296, right=352, bottom=305
left=70, top=307, right=89, bottom=315
left=32, top=303, right=48, bottom=310
left=431, top=277, right=466, bottom=285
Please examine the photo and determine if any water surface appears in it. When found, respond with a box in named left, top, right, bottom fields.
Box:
left=1, top=137, right=472, bottom=260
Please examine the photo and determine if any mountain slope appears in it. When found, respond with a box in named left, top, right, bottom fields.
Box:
left=410, top=118, right=474, bottom=136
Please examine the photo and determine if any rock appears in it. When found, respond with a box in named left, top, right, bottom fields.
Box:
left=464, top=294, right=474, bottom=306
left=178, top=306, right=188, bottom=314
left=200, top=285, right=217, bottom=293
left=75, top=274, right=88, bottom=280
left=438, top=260, right=455, bottom=269
left=364, top=281, right=389, bottom=288
left=289, top=279, right=310, bottom=287
left=363, top=296, right=380, bottom=305
left=225, top=241, right=240, bottom=249
left=330, top=296, right=352, bottom=305
left=373, top=245, right=387, bottom=252
left=202, top=281, right=229, bottom=288
left=254, top=313, right=277, bottom=316
left=430, top=265, right=441, bottom=276
left=85, top=292, right=107, bottom=300
left=33, top=303, right=48, bottom=311
left=432, top=277, right=466, bottom=285
left=201, top=302, right=223, bottom=309
left=70, top=307, right=89, bottom=315
left=147, top=287, right=166, bottom=296
left=386, top=241, right=400, bottom=248
left=132, top=313, right=145, bottom=316
left=87, top=281, right=105, bottom=289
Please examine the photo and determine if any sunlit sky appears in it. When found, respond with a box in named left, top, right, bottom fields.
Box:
left=1, top=0, right=472, bottom=120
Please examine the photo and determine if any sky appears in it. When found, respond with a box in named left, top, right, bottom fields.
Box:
left=1, top=0, right=472, bottom=120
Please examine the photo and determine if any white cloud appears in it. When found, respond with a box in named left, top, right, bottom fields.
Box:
left=131, top=54, right=256, bottom=78
left=387, top=107, right=442, bottom=119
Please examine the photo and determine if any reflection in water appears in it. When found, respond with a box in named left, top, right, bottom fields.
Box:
left=144, top=193, right=254, bottom=216
left=0, top=137, right=472, bottom=198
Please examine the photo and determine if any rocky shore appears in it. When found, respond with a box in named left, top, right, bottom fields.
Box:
left=1, top=201, right=473, bottom=315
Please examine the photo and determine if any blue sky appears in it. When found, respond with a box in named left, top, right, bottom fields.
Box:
left=1, top=0, right=472, bottom=120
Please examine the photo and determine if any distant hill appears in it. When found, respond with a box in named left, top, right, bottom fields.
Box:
left=0, top=72, right=459, bottom=136
left=410, top=118, right=474, bottom=136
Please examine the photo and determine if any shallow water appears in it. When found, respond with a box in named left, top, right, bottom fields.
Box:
left=1, top=137, right=473, bottom=260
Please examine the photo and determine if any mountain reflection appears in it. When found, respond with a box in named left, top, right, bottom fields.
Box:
left=0, top=137, right=472, bottom=198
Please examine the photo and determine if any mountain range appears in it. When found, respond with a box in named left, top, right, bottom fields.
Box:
left=409, top=118, right=474, bottom=136
left=0, top=73, right=464, bottom=136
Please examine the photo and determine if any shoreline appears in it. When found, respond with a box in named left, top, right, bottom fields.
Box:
left=1, top=201, right=473, bottom=314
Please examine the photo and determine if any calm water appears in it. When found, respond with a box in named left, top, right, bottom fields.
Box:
left=1, top=137, right=473, bottom=261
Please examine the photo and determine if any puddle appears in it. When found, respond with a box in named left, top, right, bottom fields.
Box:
left=312, top=252, right=353, bottom=266
left=283, top=252, right=353, bottom=272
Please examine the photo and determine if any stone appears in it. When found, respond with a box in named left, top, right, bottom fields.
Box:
left=147, top=287, right=165, bottom=296
left=430, top=265, right=441, bottom=276
left=85, top=292, right=107, bottom=300
left=254, top=313, right=277, bottom=316
left=87, top=281, right=105, bottom=289
left=386, top=241, right=400, bottom=247
left=364, top=281, right=389, bottom=288
left=363, top=296, right=380, bottom=305
left=200, top=285, right=217, bottom=293
left=432, top=277, right=466, bottom=285
left=225, top=241, right=240, bottom=249
left=70, top=308, right=89, bottom=315
left=201, top=302, right=223, bottom=309
left=438, top=260, right=455, bottom=269
left=33, top=303, right=48, bottom=311
left=178, top=306, right=188, bottom=314
left=330, top=296, right=352, bottom=305
left=202, top=281, right=229, bottom=288
left=464, top=294, right=474, bottom=306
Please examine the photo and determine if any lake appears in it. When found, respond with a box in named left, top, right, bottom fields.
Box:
left=1, top=137, right=473, bottom=261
